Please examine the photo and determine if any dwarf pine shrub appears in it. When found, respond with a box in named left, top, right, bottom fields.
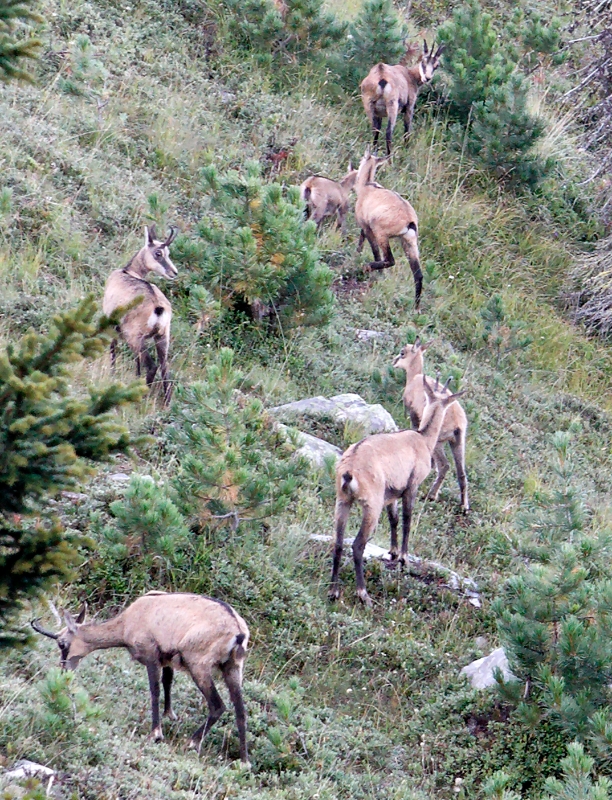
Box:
left=0, top=297, right=143, bottom=645
left=492, top=433, right=612, bottom=766
left=169, top=348, right=307, bottom=540
left=176, top=161, right=334, bottom=332
left=436, top=0, right=559, bottom=186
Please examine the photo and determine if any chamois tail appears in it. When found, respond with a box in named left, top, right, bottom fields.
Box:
left=377, top=78, right=390, bottom=97
left=341, top=471, right=358, bottom=494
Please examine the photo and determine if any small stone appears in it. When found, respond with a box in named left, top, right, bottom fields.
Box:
left=460, top=648, right=518, bottom=690
left=355, top=328, right=387, bottom=342
left=108, top=473, right=130, bottom=482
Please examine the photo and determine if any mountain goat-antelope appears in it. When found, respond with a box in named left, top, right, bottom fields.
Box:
left=300, top=164, right=358, bottom=235
left=361, top=40, right=445, bottom=155
left=32, top=592, right=251, bottom=764
left=103, top=224, right=178, bottom=405
left=394, top=339, right=469, bottom=512
left=354, top=150, right=423, bottom=308
left=329, top=377, right=465, bottom=606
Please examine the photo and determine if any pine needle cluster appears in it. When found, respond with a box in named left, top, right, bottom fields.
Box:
left=0, top=297, right=144, bottom=645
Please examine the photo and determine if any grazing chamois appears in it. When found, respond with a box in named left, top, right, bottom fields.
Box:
left=393, top=339, right=469, bottom=512
left=361, top=39, right=445, bottom=155
left=329, top=377, right=464, bottom=606
left=354, top=150, right=423, bottom=308
left=103, top=225, right=178, bottom=405
left=299, top=163, right=358, bottom=235
left=32, top=592, right=251, bottom=765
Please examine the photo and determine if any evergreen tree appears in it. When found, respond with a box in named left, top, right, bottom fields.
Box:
left=543, top=742, right=612, bottom=800
left=337, top=0, right=406, bottom=89
left=0, top=0, right=41, bottom=82
left=224, top=0, right=345, bottom=67
left=176, top=161, right=334, bottom=331
left=492, top=433, right=612, bottom=763
left=169, top=348, right=307, bottom=539
left=436, top=0, right=558, bottom=186
left=0, top=297, right=144, bottom=645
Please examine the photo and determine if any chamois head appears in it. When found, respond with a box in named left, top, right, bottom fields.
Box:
left=393, top=337, right=433, bottom=373
left=419, top=40, right=445, bottom=83
left=31, top=603, right=89, bottom=670
left=140, top=224, right=179, bottom=281
left=419, top=375, right=465, bottom=430
left=357, top=149, right=387, bottom=185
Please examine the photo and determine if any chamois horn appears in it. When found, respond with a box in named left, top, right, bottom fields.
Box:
left=31, top=618, right=59, bottom=639
left=163, top=226, right=178, bottom=247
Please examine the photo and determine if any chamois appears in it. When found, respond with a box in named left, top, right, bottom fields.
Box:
left=299, top=164, right=358, bottom=235
left=361, top=39, right=445, bottom=155
left=103, top=225, right=178, bottom=405
left=329, top=377, right=464, bottom=606
left=31, top=592, right=250, bottom=764
left=394, top=339, right=469, bottom=512
left=354, top=150, right=423, bottom=308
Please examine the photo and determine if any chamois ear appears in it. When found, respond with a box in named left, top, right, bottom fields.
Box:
left=412, top=336, right=421, bottom=351
left=444, top=388, right=466, bottom=405
left=421, top=339, right=435, bottom=351
left=348, top=160, right=353, bottom=172
left=75, top=602, right=87, bottom=624
left=146, top=224, right=157, bottom=246
left=364, top=146, right=371, bottom=158
left=64, top=610, right=78, bottom=634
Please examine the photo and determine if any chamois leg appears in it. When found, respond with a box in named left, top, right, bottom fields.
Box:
left=162, top=666, right=177, bottom=720
left=372, top=114, right=382, bottom=152
left=385, top=103, right=398, bottom=156
left=364, top=227, right=382, bottom=264
left=399, top=484, right=417, bottom=565
left=427, top=443, right=450, bottom=502
left=156, top=335, right=172, bottom=406
left=407, top=406, right=421, bottom=430
left=385, top=119, right=394, bottom=156
left=352, top=504, right=381, bottom=606
left=136, top=341, right=158, bottom=386
left=337, top=204, right=348, bottom=238
left=187, top=671, right=226, bottom=749
left=400, top=227, right=423, bottom=308
left=146, top=662, right=163, bottom=741
left=222, top=662, right=250, bottom=765
left=329, top=499, right=351, bottom=601
left=403, top=101, right=415, bottom=139
left=369, top=240, right=395, bottom=271
left=387, top=500, right=399, bottom=560
left=357, top=229, right=366, bottom=254
left=449, top=432, right=470, bottom=513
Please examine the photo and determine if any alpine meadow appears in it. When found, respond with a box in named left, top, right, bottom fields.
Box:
left=4, top=0, right=612, bottom=798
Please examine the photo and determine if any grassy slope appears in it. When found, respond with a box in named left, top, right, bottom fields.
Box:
left=1, top=1, right=612, bottom=798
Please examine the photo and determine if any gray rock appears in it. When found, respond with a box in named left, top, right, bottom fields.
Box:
left=108, top=472, right=130, bottom=482
left=277, top=424, right=342, bottom=468
left=270, top=393, right=397, bottom=437
left=4, top=760, right=55, bottom=795
left=355, top=328, right=387, bottom=342
left=460, top=647, right=517, bottom=690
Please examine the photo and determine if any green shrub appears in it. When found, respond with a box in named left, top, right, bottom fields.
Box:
left=223, top=0, right=345, bottom=68
left=176, top=161, right=334, bottom=332
left=169, top=348, right=307, bottom=539
left=436, top=0, right=558, bottom=186
left=492, top=433, right=612, bottom=765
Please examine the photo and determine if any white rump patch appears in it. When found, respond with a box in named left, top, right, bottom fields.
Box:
left=147, top=308, right=168, bottom=330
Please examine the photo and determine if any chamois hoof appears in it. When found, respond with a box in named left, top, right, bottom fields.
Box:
left=356, top=589, right=373, bottom=607
left=328, top=587, right=341, bottom=602
left=385, top=554, right=399, bottom=570
left=163, top=709, right=178, bottom=721
left=151, top=727, right=164, bottom=742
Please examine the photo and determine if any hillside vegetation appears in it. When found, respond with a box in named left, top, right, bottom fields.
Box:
left=2, top=0, right=612, bottom=798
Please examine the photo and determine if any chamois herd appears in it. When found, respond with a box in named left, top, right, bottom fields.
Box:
left=30, top=41, right=463, bottom=766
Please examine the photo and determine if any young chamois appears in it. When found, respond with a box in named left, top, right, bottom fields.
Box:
left=299, top=163, right=358, bottom=235
left=393, top=339, right=469, bottom=512
left=31, top=592, right=251, bottom=764
left=103, top=225, right=178, bottom=405
left=354, top=150, right=423, bottom=308
left=329, top=377, right=464, bottom=606
left=361, top=39, right=445, bottom=155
